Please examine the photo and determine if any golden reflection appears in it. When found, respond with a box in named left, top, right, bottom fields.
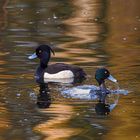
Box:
left=55, top=0, right=105, bottom=64
left=104, top=1, right=140, bottom=139
left=0, top=0, right=9, bottom=31
left=0, top=60, right=6, bottom=65
left=0, top=106, right=11, bottom=134
left=106, top=0, right=140, bottom=45
left=104, top=105, right=140, bottom=140
left=63, top=0, right=104, bottom=44
left=0, top=74, right=16, bottom=79
left=34, top=104, right=81, bottom=140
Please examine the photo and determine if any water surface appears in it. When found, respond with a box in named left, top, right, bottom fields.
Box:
left=0, top=0, right=140, bottom=140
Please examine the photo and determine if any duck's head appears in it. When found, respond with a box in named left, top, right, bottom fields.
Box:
left=95, top=68, right=117, bottom=86
left=28, top=44, right=55, bottom=68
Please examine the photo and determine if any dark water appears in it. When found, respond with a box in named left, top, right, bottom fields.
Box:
left=0, top=0, right=140, bottom=140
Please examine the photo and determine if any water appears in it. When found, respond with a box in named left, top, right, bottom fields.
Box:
left=0, top=0, right=140, bottom=140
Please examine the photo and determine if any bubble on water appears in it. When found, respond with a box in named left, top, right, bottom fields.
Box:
left=132, top=100, right=136, bottom=103
left=24, top=118, right=28, bottom=121
left=5, top=101, right=9, bottom=103
left=29, top=21, right=34, bottom=24
left=3, top=97, right=6, bottom=100
left=98, top=132, right=103, bottom=135
left=29, top=92, right=37, bottom=100
left=134, top=27, right=138, bottom=31
left=43, top=21, right=47, bottom=25
left=36, top=11, right=40, bottom=14
left=94, top=18, right=98, bottom=21
left=20, top=8, right=24, bottom=11
left=16, top=93, right=21, bottom=97
left=76, top=113, right=80, bottom=116
left=19, top=120, right=23, bottom=123
left=123, top=37, right=127, bottom=41
left=53, top=14, right=57, bottom=19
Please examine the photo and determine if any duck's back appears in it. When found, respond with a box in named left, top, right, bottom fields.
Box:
left=45, top=63, right=86, bottom=78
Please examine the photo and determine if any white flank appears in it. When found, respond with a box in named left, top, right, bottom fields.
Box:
left=44, top=70, right=74, bottom=79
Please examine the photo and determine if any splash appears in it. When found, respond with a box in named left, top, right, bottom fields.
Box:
left=61, top=84, right=129, bottom=111
left=61, top=84, right=129, bottom=99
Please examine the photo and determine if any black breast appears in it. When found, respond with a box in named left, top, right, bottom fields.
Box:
left=45, top=63, right=86, bottom=78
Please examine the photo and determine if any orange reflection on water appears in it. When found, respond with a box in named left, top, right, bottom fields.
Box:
left=103, top=1, right=140, bottom=139
left=0, top=106, right=11, bottom=134
left=55, top=0, right=105, bottom=64
left=104, top=105, right=140, bottom=140
left=0, top=74, right=16, bottom=79
left=34, top=104, right=81, bottom=140
left=106, top=0, right=140, bottom=45
left=63, top=0, right=104, bottom=44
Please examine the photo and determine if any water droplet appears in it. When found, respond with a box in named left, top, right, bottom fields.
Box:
left=29, top=92, right=35, bottom=97
left=29, top=21, right=33, bottom=24
left=43, top=21, right=47, bottom=25
left=16, top=93, right=21, bottom=97
left=36, top=11, right=40, bottom=14
left=134, top=27, right=138, bottom=31
left=132, top=100, right=136, bottom=103
left=53, top=14, right=57, bottom=19
left=94, top=18, right=98, bottom=21
left=29, top=92, right=37, bottom=100
left=24, top=118, right=28, bottom=121
left=20, top=8, right=24, bottom=11
left=98, top=132, right=103, bottom=135
left=123, top=37, right=127, bottom=41
left=19, top=120, right=23, bottom=123
left=76, top=113, right=80, bottom=116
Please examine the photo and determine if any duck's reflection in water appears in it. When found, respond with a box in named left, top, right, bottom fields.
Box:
left=37, top=83, right=51, bottom=108
left=35, top=83, right=80, bottom=139
left=95, top=101, right=110, bottom=115
left=34, top=104, right=80, bottom=140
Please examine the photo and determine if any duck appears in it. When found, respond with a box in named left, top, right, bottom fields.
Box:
left=28, top=44, right=86, bottom=83
left=62, top=67, right=118, bottom=103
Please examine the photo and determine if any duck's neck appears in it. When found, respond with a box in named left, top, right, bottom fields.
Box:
left=99, top=82, right=107, bottom=91
left=40, top=51, right=50, bottom=69
left=36, top=64, right=48, bottom=82
left=40, top=61, right=48, bottom=69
